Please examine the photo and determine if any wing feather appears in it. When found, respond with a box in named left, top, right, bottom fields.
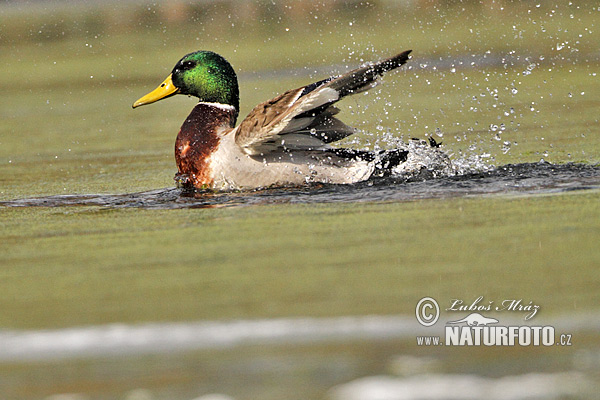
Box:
left=235, top=50, right=412, bottom=155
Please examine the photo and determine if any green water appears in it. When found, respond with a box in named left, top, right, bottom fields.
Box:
left=1, top=1, right=599, bottom=399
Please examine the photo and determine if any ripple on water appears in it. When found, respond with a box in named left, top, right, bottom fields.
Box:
left=1, top=162, right=599, bottom=210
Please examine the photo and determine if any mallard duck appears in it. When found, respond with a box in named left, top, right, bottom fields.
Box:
left=133, top=49, right=450, bottom=190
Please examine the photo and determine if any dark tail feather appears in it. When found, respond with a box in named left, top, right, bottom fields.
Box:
left=372, top=149, right=409, bottom=177
left=326, top=50, right=412, bottom=98
left=327, top=148, right=408, bottom=177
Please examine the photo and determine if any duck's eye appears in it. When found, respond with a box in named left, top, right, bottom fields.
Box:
left=180, top=60, right=196, bottom=70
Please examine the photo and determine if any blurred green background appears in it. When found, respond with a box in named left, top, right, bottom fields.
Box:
left=1, top=0, right=599, bottom=198
left=1, top=1, right=599, bottom=399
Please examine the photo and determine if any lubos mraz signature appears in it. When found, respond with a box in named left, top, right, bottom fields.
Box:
left=446, top=296, right=540, bottom=320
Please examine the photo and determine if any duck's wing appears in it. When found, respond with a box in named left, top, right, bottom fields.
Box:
left=235, top=50, right=412, bottom=156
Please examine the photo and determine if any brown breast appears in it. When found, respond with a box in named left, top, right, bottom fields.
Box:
left=174, top=103, right=237, bottom=188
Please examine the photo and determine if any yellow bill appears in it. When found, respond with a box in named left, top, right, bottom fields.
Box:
left=132, top=74, right=179, bottom=108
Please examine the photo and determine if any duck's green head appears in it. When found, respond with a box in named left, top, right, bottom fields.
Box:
left=133, top=51, right=239, bottom=111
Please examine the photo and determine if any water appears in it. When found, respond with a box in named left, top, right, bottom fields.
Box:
left=2, top=313, right=599, bottom=400
left=2, top=162, right=599, bottom=209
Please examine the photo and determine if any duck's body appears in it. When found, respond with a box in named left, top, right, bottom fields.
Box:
left=174, top=102, right=403, bottom=190
left=133, top=50, right=451, bottom=190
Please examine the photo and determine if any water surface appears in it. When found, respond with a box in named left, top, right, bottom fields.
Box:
left=2, top=162, right=599, bottom=209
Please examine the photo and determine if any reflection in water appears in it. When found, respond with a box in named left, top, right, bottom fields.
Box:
left=1, top=313, right=599, bottom=400
left=2, top=162, right=600, bottom=209
left=330, top=372, right=595, bottom=400
left=0, top=315, right=419, bottom=362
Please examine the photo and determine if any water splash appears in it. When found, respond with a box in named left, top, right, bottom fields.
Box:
left=2, top=163, right=598, bottom=210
